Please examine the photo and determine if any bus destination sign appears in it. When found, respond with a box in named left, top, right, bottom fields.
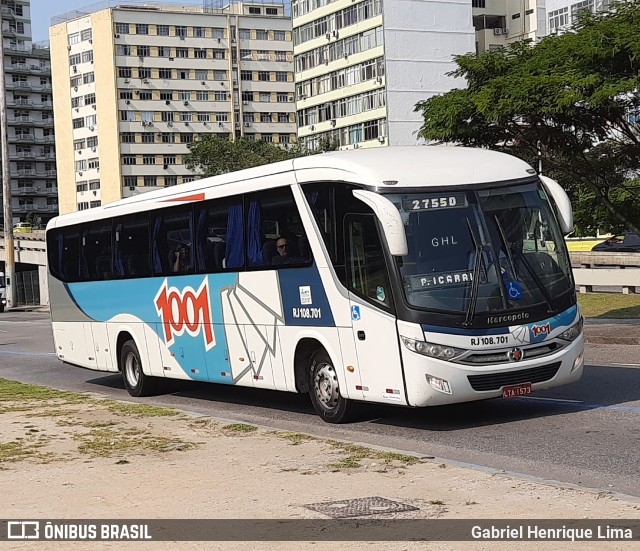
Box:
left=402, top=193, right=468, bottom=212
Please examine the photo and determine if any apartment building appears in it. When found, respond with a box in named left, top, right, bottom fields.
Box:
left=50, top=1, right=296, bottom=215
left=1, top=0, right=57, bottom=227
left=472, top=0, right=544, bottom=51
left=292, top=0, right=475, bottom=150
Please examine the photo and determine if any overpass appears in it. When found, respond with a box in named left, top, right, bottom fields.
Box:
left=0, top=232, right=49, bottom=306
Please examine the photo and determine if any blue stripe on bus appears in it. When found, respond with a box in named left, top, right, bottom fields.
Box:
left=278, top=265, right=335, bottom=327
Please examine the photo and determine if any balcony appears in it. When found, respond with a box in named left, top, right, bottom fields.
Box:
left=14, top=186, right=35, bottom=195
left=8, top=116, right=33, bottom=125
left=13, top=134, right=36, bottom=142
left=2, top=7, right=15, bottom=18
left=7, top=98, right=32, bottom=107
left=5, top=44, right=30, bottom=53
left=12, top=169, right=37, bottom=177
left=11, top=151, right=36, bottom=159
left=45, top=169, right=57, bottom=176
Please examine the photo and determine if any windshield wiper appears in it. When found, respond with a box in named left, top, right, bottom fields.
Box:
left=463, top=219, right=483, bottom=327
left=493, top=216, right=557, bottom=315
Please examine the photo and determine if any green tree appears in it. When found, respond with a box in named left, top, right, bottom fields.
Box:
left=25, top=211, right=42, bottom=230
left=185, top=136, right=338, bottom=178
left=415, top=1, right=640, bottom=235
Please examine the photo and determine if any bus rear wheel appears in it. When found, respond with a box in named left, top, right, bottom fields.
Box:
left=120, top=339, right=157, bottom=397
left=308, top=349, right=353, bottom=424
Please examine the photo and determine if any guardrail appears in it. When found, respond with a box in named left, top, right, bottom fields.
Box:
left=570, top=252, right=640, bottom=294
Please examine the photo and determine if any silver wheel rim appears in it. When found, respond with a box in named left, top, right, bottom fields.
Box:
left=313, top=362, right=340, bottom=412
left=124, top=351, right=140, bottom=388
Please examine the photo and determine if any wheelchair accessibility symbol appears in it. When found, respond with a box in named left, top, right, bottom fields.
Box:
left=507, top=280, right=523, bottom=300
left=351, top=305, right=361, bottom=321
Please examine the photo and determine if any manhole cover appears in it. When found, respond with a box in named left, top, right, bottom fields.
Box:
left=304, top=496, right=419, bottom=519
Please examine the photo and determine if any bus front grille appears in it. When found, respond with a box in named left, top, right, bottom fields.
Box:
left=467, top=362, right=562, bottom=392
left=459, top=342, right=563, bottom=365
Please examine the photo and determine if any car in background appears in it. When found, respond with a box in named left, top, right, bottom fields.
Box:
left=591, top=232, right=640, bottom=252
left=12, top=222, right=32, bottom=233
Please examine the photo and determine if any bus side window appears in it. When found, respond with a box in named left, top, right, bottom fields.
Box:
left=151, top=206, right=193, bottom=276
left=195, top=197, right=241, bottom=274
left=345, top=214, right=393, bottom=310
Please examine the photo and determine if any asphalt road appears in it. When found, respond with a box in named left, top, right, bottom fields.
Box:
left=1, top=311, right=639, bottom=499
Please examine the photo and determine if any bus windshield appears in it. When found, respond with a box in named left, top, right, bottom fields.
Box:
left=386, top=181, right=573, bottom=316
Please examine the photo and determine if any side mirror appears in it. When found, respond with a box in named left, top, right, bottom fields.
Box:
left=539, top=175, right=573, bottom=235
left=352, top=190, right=408, bottom=256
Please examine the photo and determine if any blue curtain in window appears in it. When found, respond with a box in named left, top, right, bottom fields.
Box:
left=187, top=212, right=194, bottom=271
left=196, top=209, right=207, bottom=271
left=225, top=203, right=244, bottom=269
left=151, top=216, right=163, bottom=274
left=80, top=229, right=89, bottom=279
left=56, top=234, right=64, bottom=279
left=247, top=200, right=263, bottom=266
left=114, top=223, right=124, bottom=276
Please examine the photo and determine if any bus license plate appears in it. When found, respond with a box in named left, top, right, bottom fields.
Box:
left=502, top=383, right=532, bottom=398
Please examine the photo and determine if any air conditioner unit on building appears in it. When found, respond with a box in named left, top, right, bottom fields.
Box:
left=201, top=81, right=206, bottom=85
left=179, top=35, right=185, bottom=40
left=325, top=32, right=331, bottom=40
left=72, top=65, right=77, bottom=73
left=377, top=135, right=385, bottom=143
left=114, top=34, right=120, bottom=38
left=142, top=79, right=149, bottom=84
left=493, top=27, right=503, bottom=35
left=503, top=28, right=509, bottom=34
left=165, top=100, right=170, bottom=105
left=89, top=126, right=94, bottom=131
left=67, top=45, right=71, bottom=51
left=330, top=119, right=336, bottom=127
left=244, top=122, right=250, bottom=127
left=129, top=186, right=135, bottom=191
left=91, top=147, right=96, bottom=152
left=184, top=101, right=189, bottom=105
left=167, top=121, right=173, bottom=126
left=333, top=30, right=339, bottom=38
left=124, top=78, right=130, bottom=83
left=74, top=86, right=78, bottom=91
left=242, top=100, right=248, bottom=105
left=218, top=121, right=224, bottom=127
left=309, top=125, right=315, bottom=131
left=125, top=100, right=130, bottom=104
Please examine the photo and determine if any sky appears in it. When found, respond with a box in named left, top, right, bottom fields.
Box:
left=30, top=0, right=204, bottom=42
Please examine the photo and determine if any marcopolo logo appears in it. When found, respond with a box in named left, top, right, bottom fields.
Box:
left=154, top=278, right=215, bottom=351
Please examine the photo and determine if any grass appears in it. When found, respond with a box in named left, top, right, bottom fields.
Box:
left=222, top=423, right=258, bottom=433
left=577, top=293, right=640, bottom=318
left=74, top=428, right=196, bottom=457
left=0, top=379, right=90, bottom=403
left=325, top=440, right=422, bottom=470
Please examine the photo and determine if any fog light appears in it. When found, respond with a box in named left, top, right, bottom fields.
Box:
left=426, top=374, right=452, bottom=394
left=572, top=352, right=584, bottom=373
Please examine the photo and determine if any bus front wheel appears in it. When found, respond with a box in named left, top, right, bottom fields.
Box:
left=120, top=339, right=157, bottom=397
left=308, top=349, right=353, bottom=424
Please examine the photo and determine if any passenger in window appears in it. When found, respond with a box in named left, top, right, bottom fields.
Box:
left=272, top=236, right=307, bottom=266
left=173, top=243, right=191, bottom=273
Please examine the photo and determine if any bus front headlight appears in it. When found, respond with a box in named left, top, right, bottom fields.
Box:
left=558, top=318, right=583, bottom=342
left=401, top=336, right=465, bottom=361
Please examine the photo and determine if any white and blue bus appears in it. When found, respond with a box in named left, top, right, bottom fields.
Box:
left=46, top=147, right=584, bottom=423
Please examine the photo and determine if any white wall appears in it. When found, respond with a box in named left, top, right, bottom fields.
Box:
left=383, top=0, right=475, bottom=146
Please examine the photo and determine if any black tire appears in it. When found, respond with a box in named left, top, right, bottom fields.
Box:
left=0, top=303, right=4, bottom=313
left=120, top=339, right=157, bottom=397
left=308, top=349, right=354, bottom=424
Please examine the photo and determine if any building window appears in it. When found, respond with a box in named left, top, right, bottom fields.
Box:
left=138, top=68, right=151, bottom=79
left=143, top=155, right=156, bottom=165
left=137, top=45, right=150, bottom=57
left=175, top=26, right=187, bottom=38
left=157, top=25, right=169, bottom=36
left=141, top=133, right=154, bottom=143
left=261, top=113, right=272, bottom=123
left=180, top=113, right=192, bottom=122
left=115, top=23, right=129, bottom=34
left=160, top=91, right=173, bottom=100
left=194, top=49, right=207, bottom=59
left=158, top=46, right=170, bottom=57
left=162, top=133, right=175, bottom=143
left=241, top=70, right=253, bottom=81
left=138, top=91, right=152, bottom=100
left=69, top=53, right=81, bottom=65
left=194, top=27, right=205, bottom=38
left=275, top=71, right=288, bottom=82
left=179, top=133, right=194, bottom=143
left=123, top=155, right=136, bottom=165
left=214, top=70, right=227, bottom=81
left=197, top=113, right=210, bottom=122
left=136, top=24, right=149, bottom=35
left=256, top=30, right=268, bottom=40
left=76, top=159, right=87, bottom=171
left=215, top=112, right=228, bottom=122
left=165, top=176, right=177, bottom=186
left=278, top=113, right=289, bottom=123
left=87, top=136, right=98, bottom=148
left=120, top=111, right=135, bottom=121
left=213, top=49, right=225, bottom=60
left=72, top=117, right=84, bottom=129
left=472, top=0, right=486, bottom=7
left=83, top=72, right=95, bottom=84
left=88, top=158, right=100, bottom=169
left=74, top=139, right=85, bottom=150
left=249, top=6, right=261, bottom=14
left=68, top=33, right=80, bottom=45
left=116, top=44, right=131, bottom=56
left=274, top=31, right=286, bottom=41
left=121, top=132, right=135, bottom=143
left=196, top=91, right=209, bottom=101
left=78, top=202, right=89, bottom=211
left=176, top=48, right=188, bottom=58
left=196, top=69, right=208, bottom=80
left=76, top=182, right=88, bottom=192
left=163, top=155, right=177, bottom=165
left=90, top=200, right=101, bottom=208
left=144, top=176, right=157, bottom=187
left=89, top=180, right=100, bottom=190
left=258, top=71, right=270, bottom=82
left=81, top=29, right=93, bottom=41
left=239, top=29, right=251, bottom=39
left=120, top=90, right=133, bottom=100
left=118, top=67, right=132, bottom=78
left=215, top=91, right=227, bottom=101
left=123, top=176, right=137, bottom=188
left=266, top=7, right=278, bottom=15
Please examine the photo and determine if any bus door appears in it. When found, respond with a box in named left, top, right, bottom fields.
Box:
left=345, top=214, right=407, bottom=405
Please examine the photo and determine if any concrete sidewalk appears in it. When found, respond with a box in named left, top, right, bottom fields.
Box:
left=583, top=318, right=640, bottom=345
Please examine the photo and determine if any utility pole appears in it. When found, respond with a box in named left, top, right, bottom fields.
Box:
left=0, top=29, right=16, bottom=309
